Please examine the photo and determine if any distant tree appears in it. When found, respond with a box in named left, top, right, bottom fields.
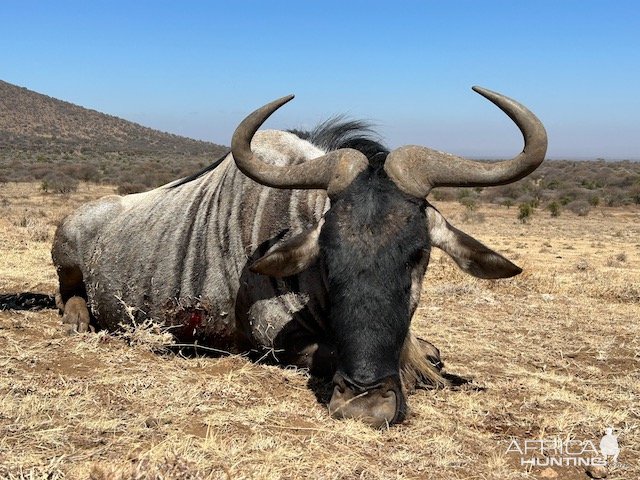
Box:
left=459, top=196, right=477, bottom=211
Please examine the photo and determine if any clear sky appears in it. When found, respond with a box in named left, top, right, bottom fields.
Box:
left=2, top=1, right=639, bottom=159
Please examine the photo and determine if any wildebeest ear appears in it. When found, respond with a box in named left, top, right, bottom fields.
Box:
left=250, top=221, right=323, bottom=277
left=427, top=206, right=522, bottom=279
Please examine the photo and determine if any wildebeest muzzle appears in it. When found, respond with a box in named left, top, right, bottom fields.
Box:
left=328, top=372, right=406, bottom=428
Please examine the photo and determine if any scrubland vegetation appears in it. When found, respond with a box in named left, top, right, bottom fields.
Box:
left=436, top=159, right=640, bottom=221
left=2, top=152, right=639, bottom=220
left=0, top=149, right=223, bottom=194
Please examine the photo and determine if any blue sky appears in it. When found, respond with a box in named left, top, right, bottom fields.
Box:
left=2, top=1, right=639, bottom=159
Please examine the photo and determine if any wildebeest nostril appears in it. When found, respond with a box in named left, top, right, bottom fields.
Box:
left=328, top=377, right=400, bottom=429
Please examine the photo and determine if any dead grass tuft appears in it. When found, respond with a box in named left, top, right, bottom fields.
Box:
left=89, top=454, right=222, bottom=480
left=576, top=258, right=590, bottom=271
left=115, top=318, right=175, bottom=352
left=1, top=457, right=66, bottom=480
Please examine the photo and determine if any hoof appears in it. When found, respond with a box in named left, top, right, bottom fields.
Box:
left=62, top=296, right=93, bottom=334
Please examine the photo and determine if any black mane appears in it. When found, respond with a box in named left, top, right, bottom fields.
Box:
left=289, top=116, right=389, bottom=167
left=171, top=117, right=389, bottom=189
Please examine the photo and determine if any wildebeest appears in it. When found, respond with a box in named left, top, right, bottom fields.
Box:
left=52, top=86, right=546, bottom=427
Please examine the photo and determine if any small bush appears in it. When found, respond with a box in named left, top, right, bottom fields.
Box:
left=457, top=189, right=472, bottom=200
left=568, top=200, right=591, bottom=216
left=117, top=183, right=148, bottom=195
left=459, top=196, right=477, bottom=211
left=41, top=173, right=78, bottom=194
left=65, top=163, right=101, bottom=182
left=431, top=189, right=455, bottom=202
left=576, top=259, right=590, bottom=271
left=547, top=201, right=561, bottom=217
left=606, top=253, right=628, bottom=268
left=518, top=203, right=534, bottom=223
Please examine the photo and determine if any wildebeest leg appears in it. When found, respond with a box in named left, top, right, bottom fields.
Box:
left=270, top=320, right=337, bottom=378
left=61, top=296, right=93, bottom=334
left=54, top=266, right=94, bottom=334
left=289, top=341, right=337, bottom=378
left=52, top=231, right=94, bottom=332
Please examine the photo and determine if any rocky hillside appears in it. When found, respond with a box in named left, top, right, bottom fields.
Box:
left=0, top=80, right=225, bottom=155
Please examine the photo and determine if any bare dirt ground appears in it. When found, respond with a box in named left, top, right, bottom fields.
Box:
left=0, top=182, right=638, bottom=479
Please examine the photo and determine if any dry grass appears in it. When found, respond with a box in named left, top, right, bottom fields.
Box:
left=0, top=182, right=638, bottom=479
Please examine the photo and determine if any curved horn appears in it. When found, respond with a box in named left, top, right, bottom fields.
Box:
left=231, top=95, right=368, bottom=194
left=384, top=86, right=548, bottom=198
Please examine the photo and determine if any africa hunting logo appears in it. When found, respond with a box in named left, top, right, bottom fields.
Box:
left=506, top=428, right=620, bottom=467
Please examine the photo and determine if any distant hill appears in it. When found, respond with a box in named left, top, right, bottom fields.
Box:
left=0, top=80, right=228, bottom=189
left=0, top=80, right=226, bottom=155
left=0, top=80, right=638, bottom=209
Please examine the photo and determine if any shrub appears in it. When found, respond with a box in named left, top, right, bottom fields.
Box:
left=543, top=178, right=563, bottom=190
left=41, top=173, right=79, bottom=194
left=431, top=189, right=455, bottom=202
left=117, top=182, right=149, bottom=195
left=459, top=196, right=477, bottom=211
left=604, top=188, right=627, bottom=207
left=518, top=203, right=534, bottom=223
left=568, top=200, right=591, bottom=216
left=457, top=189, right=472, bottom=200
left=547, top=201, right=561, bottom=217
left=581, top=179, right=602, bottom=190
left=64, top=163, right=101, bottom=182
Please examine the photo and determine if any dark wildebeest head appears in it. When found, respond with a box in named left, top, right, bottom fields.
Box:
left=232, top=87, right=547, bottom=427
